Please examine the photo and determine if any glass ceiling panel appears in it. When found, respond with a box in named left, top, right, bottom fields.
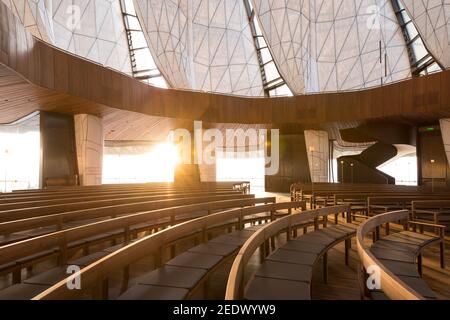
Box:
left=401, top=0, right=450, bottom=68
left=252, top=0, right=412, bottom=94
left=119, top=0, right=167, bottom=87
left=134, top=0, right=264, bottom=96
left=2, top=0, right=133, bottom=75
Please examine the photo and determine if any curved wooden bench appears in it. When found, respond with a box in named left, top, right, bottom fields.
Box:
left=6, top=181, right=247, bottom=195
left=225, top=205, right=357, bottom=300
left=0, top=188, right=239, bottom=210
left=0, top=193, right=252, bottom=246
left=29, top=201, right=305, bottom=300
left=0, top=197, right=277, bottom=297
left=356, top=210, right=445, bottom=300
left=0, top=190, right=242, bottom=223
left=0, top=183, right=244, bottom=202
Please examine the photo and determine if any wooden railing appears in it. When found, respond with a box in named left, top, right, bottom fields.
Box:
left=33, top=201, right=305, bottom=300
left=225, top=205, right=351, bottom=300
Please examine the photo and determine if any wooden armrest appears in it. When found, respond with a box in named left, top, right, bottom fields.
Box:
left=408, top=221, right=446, bottom=229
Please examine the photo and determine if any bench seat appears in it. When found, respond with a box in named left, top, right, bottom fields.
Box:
left=119, top=226, right=263, bottom=300
left=0, top=283, right=48, bottom=300
left=188, top=243, right=238, bottom=256
left=166, top=252, right=223, bottom=270
left=0, top=241, right=133, bottom=300
left=245, top=223, right=357, bottom=300
left=255, top=261, right=312, bottom=282
left=246, top=277, right=311, bottom=300
left=117, top=284, right=188, bottom=300
left=23, top=267, right=68, bottom=286
left=136, top=265, right=207, bottom=289
left=369, top=230, right=439, bottom=300
left=67, top=251, right=110, bottom=267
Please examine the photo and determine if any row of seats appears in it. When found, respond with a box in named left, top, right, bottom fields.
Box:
left=0, top=183, right=258, bottom=299
left=1, top=183, right=448, bottom=300
left=25, top=202, right=305, bottom=300
left=229, top=206, right=446, bottom=300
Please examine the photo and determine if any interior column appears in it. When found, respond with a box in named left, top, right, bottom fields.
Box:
left=74, top=114, right=104, bottom=186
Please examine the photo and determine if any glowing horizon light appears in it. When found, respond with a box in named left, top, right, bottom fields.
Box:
left=102, top=142, right=179, bottom=184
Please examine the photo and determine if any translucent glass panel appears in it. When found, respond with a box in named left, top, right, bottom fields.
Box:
left=119, top=0, right=167, bottom=87
left=402, top=0, right=450, bottom=68
left=134, top=0, right=265, bottom=96
left=0, top=114, right=40, bottom=192
left=2, top=0, right=132, bottom=75
left=252, top=0, right=412, bottom=94
left=392, top=0, right=442, bottom=75
left=102, top=143, right=178, bottom=184
left=243, top=0, right=292, bottom=96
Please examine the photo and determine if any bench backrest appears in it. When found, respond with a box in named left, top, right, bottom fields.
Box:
left=368, top=196, right=450, bottom=208
left=0, top=186, right=237, bottom=201
left=0, top=188, right=239, bottom=206
left=412, top=200, right=450, bottom=209
left=0, top=193, right=251, bottom=224
left=0, top=194, right=255, bottom=235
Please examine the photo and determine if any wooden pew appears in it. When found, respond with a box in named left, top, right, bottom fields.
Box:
left=225, top=205, right=357, bottom=300
left=0, top=193, right=254, bottom=246
left=356, top=210, right=445, bottom=300
left=16, top=201, right=304, bottom=300
left=0, top=187, right=240, bottom=206
left=0, top=185, right=239, bottom=202
left=0, top=191, right=245, bottom=224
left=8, top=181, right=248, bottom=195
left=0, top=197, right=275, bottom=290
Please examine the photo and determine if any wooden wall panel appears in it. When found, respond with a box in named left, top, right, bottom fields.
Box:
left=1, top=2, right=450, bottom=130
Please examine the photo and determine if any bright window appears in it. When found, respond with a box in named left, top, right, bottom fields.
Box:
left=102, top=143, right=178, bottom=184
left=216, top=155, right=265, bottom=194
left=378, top=155, right=418, bottom=186
left=0, top=116, right=41, bottom=192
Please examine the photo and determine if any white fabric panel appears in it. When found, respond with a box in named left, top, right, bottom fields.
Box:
left=252, top=0, right=411, bottom=94
left=304, top=130, right=329, bottom=183
left=402, top=0, right=450, bottom=68
left=74, top=114, right=104, bottom=186
left=52, top=0, right=132, bottom=75
left=134, top=0, right=264, bottom=96
left=1, top=0, right=54, bottom=42
left=2, top=0, right=132, bottom=75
